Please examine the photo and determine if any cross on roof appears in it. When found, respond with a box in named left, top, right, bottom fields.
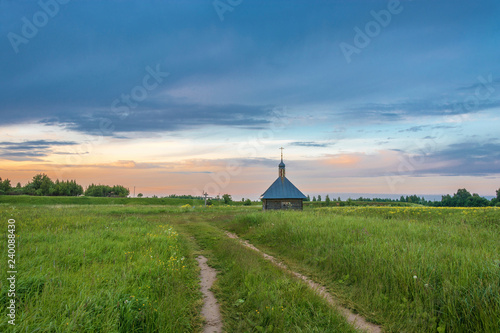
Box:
left=279, top=147, right=284, bottom=161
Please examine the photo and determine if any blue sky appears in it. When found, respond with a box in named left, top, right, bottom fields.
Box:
left=1, top=0, right=499, bottom=199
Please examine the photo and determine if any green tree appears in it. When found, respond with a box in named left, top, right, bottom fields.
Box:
left=222, top=194, right=232, bottom=204
left=325, top=195, right=331, bottom=206
left=467, top=193, right=489, bottom=207
left=305, top=195, right=310, bottom=202
left=137, top=193, right=143, bottom=198
left=312, top=196, right=316, bottom=202
left=0, top=177, right=12, bottom=194
left=317, top=195, right=322, bottom=202
left=243, top=199, right=252, bottom=206
left=454, top=188, right=472, bottom=207
left=24, top=174, right=54, bottom=196
left=85, top=184, right=115, bottom=197
left=111, top=185, right=129, bottom=197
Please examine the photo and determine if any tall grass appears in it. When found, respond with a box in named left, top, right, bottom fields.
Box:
left=177, top=218, right=358, bottom=332
left=0, top=206, right=201, bottom=332
left=0, top=195, right=204, bottom=206
left=224, top=207, right=500, bottom=332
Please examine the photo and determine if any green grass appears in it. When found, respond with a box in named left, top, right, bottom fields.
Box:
left=222, top=207, right=500, bottom=332
left=0, top=195, right=205, bottom=206
left=173, top=215, right=358, bottom=332
left=0, top=202, right=357, bottom=332
left=4, top=198, right=498, bottom=332
left=0, top=205, right=202, bottom=332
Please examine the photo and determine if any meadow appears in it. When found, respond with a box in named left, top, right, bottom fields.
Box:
left=223, top=206, right=500, bottom=332
left=1, top=199, right=499, bottom=332
left=0, top=205, right=202, bottom=332
left=0, top=195, right=205, bottom=206
left=0, top=202, right=354, bottom=332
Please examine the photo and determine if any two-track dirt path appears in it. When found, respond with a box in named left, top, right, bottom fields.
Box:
left=196, top=255, right=223, bottom=333
left=225, top=231, right=382, bottom=333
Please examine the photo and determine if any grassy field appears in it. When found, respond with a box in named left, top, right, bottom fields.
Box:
left=173, top=215, right=358, bottom=332
left=0, top=202, right=354, bottom=332
left=1, top=199, right=499, bottom=332
left=223, top=206, right=500, bottom=332
left=0, top=205, right=203, bottom=332
left=0, top=195, right=205, bottom=206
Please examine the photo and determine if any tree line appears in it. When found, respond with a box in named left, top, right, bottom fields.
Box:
left=0, top=174, right=129, bottom=197
left=306, top=188, right=500, bottom=207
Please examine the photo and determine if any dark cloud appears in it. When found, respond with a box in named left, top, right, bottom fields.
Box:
left=1, top=1, right=499, bottom=133
left=0, top=140, right=78, bottom=161
left=38, top=103, right=274, bottom=136
left=423, top=142, right=500, bottom=176
left=399, top=125, right=428, bottom=133
left=290, top=141, right=331, bottom=148
left=347, top=99, right=500, bottom=123
left=0, top=140, right=77, bottom=149
left=393, top=141, right=500, bottom=177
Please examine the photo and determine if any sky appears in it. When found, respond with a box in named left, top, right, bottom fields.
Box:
left=1, top=0, right=499, bottom=200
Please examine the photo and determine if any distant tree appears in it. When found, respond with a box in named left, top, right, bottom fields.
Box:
left=438, top=194, right=452, bottom=207
left=305, top=195, right=310, bottom=202
left=2, top=175, right=83, bottom=196
left=317, top=195, right=322, bottom=202
left=243, top=199, right=252, bottom=206
left=137, top=193, right=143, bottom=198
left=111, top=185, right=129, bottom=197
left=434, top=188, right=491, bottom=207
left=85, top=184, right=129, bottom=197
left=49, top=179, right=83, bottom=196
left=312, top=196, right=316, bottom=202
left=491, top=190, right=500, bottom=206
left=24, top=174, right=54, bottom=196
left=467, top=193, right=489, bottom=207
left=168, top=194, right=198, bottom=199
left=222, top=194, right=232, bottom=204
left=400, top=195, right=405, bottom=202
left=0, top=177, right=12, bottom=194
left=454, top=188, right=472, bottom=206
left=85, top=184, right=107, bottom=197
left=325, top=195, right=330, bottom=206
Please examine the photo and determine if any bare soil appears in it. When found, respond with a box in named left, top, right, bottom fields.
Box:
left=225, top=231, right=382, bottom=333
left=196, top=255, right=223, bottom=333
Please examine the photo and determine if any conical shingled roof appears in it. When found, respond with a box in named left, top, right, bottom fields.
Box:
left=261, top=177, right=307, bottom=199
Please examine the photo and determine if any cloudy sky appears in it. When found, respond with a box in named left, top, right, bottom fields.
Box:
left=1, top=0, right=499, bottom=199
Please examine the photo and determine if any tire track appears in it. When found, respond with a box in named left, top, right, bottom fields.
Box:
left=196, top=255, right=223, bottom=333
left=225, top=231, right=382, bottom=333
